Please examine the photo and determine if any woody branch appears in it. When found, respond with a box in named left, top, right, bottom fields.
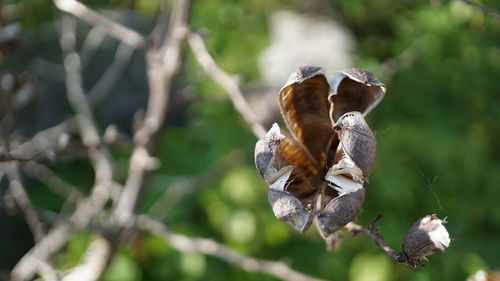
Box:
left=7, top=1, right=329, bottom=281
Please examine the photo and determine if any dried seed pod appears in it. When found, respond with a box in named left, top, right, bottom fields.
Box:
left=279, top=66, right=334, bottom=169
left=254, top=123, right=286, bottom=182
left=255, top=123, right=318, bottom=198
left=255, top=66, right=386, bottom=236
left=317, top=188, right=365, bottom=236
left=268, top=188, right=313, bottom=233
left=330, top=111, right=376, bottom=181
left=329, top=68, right=386, bottom=122
left=255, top=124, right=315, bottom=232
left=402, top=214, right=450, bottom=267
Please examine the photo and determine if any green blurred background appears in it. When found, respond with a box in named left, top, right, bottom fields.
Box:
left=1, top=0, right=500, bottom=280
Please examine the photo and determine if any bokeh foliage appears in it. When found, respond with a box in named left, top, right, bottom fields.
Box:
left=2, top=0, right=500, bottom=280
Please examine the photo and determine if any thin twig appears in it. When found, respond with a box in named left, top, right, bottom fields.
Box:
left=187, top=32, right=266, bottom=138
left=136, top=215, right=328, bottom=281
left=58, top=12, right=115, bottom=229
left=0, top=120, right=74, bottom=163
left=11, top=16, right=115, bottom=281
left=79, top=25, right=107, bottom=67
left=88, top=42, right=135, bottom=105
left=345, top=216, right=407, bottom=264
left=23, top=162, right=84, bottom=200
left=113, top=0, right=191, bottom=225
left=148, top=151, right=244, bottom=217
left=11, top=223, right=74, bottom=281
left=7, top=165, right=46, bottom=242
left=53, top=0, right=147, bottom=50
left=62, top=235, right=111, bottom=281
left=23, top=162, right=84, bottom=215
left=34, top=259, right=60, bottom=281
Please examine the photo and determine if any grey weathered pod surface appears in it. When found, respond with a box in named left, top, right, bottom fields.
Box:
left=329, top=68, right=386, bottom=122
left=254, top=123, right=287, bottom=182
left=330, top=111, right=376, bottom=181
left=317, top=188, right=365, bottom=236
left=255, top=123, right=316, bottom=232
left=402, top=214, right=451, bottom=268
left=255, top=123, right=318, bottom=200
left=268, top=188, right=313, bottom=233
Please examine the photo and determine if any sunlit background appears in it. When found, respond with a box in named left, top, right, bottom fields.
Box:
left=1, top=0, right=500, bottom=280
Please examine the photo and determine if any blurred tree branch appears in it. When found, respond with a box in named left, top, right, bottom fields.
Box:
left=112, top=0, right=191, bottom=226
left=136, top=215, right=328, bottom=281
left=11, top=15, right=115, bottom=281
left=7, top=0, right=326, bottom=280
left=345, top=216, right=410, bottom=266
left=53, top=0, right=147, bottom=50
left=4, top=0, right=435, bottom=279
left=7, top=166, right=46, bottom=242
left=458, top=0, right=500, bottom=20
left=187, top=32, right=267, bottom=138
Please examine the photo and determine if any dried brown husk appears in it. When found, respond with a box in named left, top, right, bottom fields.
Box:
left=255, top=124, right=316, bottom=232
left=279, top=66, right=334, bottom=170
left=329, top=68, right=386, bottom=122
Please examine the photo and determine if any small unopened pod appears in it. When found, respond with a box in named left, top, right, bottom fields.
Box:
left=317, top=188, right=365, bottom=236
left=402, top=214, right=451, bottom=267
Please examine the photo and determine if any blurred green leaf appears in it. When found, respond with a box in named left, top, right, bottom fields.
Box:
left=101, top=251, right=142, bottom=281
left=349, top=253, right=393, bottom=281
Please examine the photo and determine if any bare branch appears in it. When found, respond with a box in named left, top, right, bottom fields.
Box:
left=88, top=42, right=135, bottom=105
left=23, top=162, right=84, bottom=200
left=23, top=162, right=84, bottom=214
left=376, top=38, right=422, bottom=80
left=148, top=151, right=243, bottom=217
left=11, top=223, right=74, bottom=281
left=57, top=15, right=115, bottom=228
left=113, top=0, right=191, bottom=225
left=0, top=120, right=74, bottom=163
left=34, top=259, right=60, bottom=281
left=79, top=26, right=107, bottom=66
left=7, top=165, right=46, bottom=242
left=53, top=0, right=147, bottom=50
left=345, top=216, right=407, bottom=265
left=11, top=16, right=115, bottom=281
left=136, top=215, right=328, bottom=281
left=62, top=235, right=111, bottom=281
left=60, top=18, right=100, bottom=148
left=187, top=32, right=266, bottom=138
